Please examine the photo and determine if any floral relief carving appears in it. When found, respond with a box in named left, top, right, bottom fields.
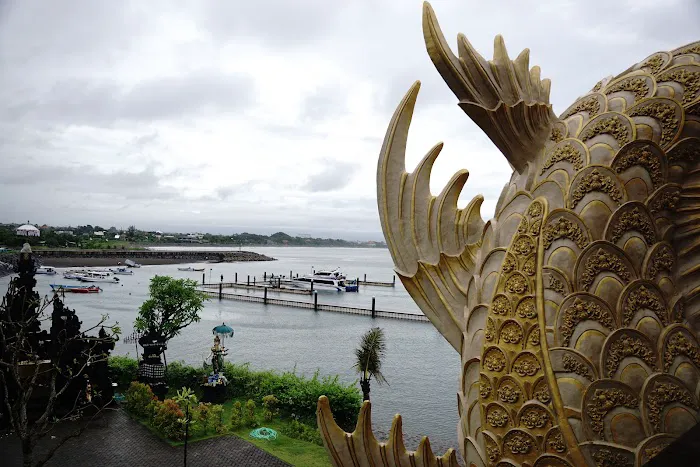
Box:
left=497, top=383, right=521, bottom=403
left=543, top=217, right=589, bottom=249
left=659, top=69, right=700, bottom=104
left=580, top=249, right=631, bottom=291
left=523, top=256, right=536, bottom=277
left=541, top=144, right=584, bottom=175
left=649, top=189, right=681, bottom=214
left=486, top=406, right=510, bottom=428
left=592, top=448, right=633, bottom=467
left=605, top=77, right=650, bottom=101
left=641, top=54, right=666, bottom=74
left=530, top=219, right=542, bottom=235
left=480, top=378, right=492, bottom=399
left=492, top=295, right=511, bottom=316
left=579, top=116, right=630, bottom=146
left=592, top=81, right=604, bottom=92
left=606, top=334, right=657, bottom=377
left=644, top=444, right=669, bottom=461
left=502, top=254, right=516, bottom=273
left=586, top=388, right=639, bottom=439
left=520, top=406, right=550, bottom=429
left=561, top=96, right=601, bottom=119
left=628, top=102, right=679, bottom=147
left=664, top=331, right=700, bottom=371
left=547, top=275, right=566, bottom=295
left=514, top=236, right=535, bottom=256
left=613, top=145, right=662, bottom=188
left=534, top=382, right=552, bottom=404
left=528, top=202, right=543, bottom=218
left=609, top=208, right=656, bottom=245
left=516, top=297, right=537, bottom=319
left=622, top=286, right=665, bottom=326
left=513, top=353, right=541, bottom=377
left=518, top=218, right=529, bottom=234
left=485, top=318, right=495, bottom=341
left=647, top=245, right=675, bottom=279
left=506, top=274, right=529, bottom=295
left=668, top=143, right=700, bottom=163
left=500, top=322, right=523, bottom=345
left=504, top=432, right=533, bottom=455
left=549, top=126, right=564, bottom=142
left=547, top=430, right=566, bottom=453
left=647, top=381, right=698, bottom=432
left=484, top=348, right=506, bottom=372
left=528, top=329, right=540, bottom=346
left=562, top=354, right=593, bottom=379
left=570, top=169, right=623, bottom=208
left=561, top=299, right=614, bottom=347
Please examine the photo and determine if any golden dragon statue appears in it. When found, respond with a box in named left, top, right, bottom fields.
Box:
left=317, top=2, right=700, bottom=466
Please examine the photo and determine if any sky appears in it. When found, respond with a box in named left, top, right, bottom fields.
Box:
left=0, top=0, right=698, bottom=241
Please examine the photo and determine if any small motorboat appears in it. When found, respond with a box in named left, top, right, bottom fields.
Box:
left=178, top=267, right=206, bottom=272
left=75, top=273, right=120, bottom=283
left=110, top=267, right=134, bottom=275
left=36, top=267, right=57, bottom=275
left=50, top=284, right=102, bottom=293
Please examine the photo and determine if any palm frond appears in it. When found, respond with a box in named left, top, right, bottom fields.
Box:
left=353, top=327, right=388, bottom=386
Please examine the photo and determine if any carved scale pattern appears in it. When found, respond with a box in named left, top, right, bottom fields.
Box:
left=317, top=6, right=700, bottom=466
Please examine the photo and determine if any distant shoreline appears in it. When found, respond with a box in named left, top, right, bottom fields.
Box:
left=1, top=249, right=276, bottom=269
left=143, top=243, right=387, bottom=249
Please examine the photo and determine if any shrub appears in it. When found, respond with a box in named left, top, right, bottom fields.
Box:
left=108, top=356, right=139, bottom=389
left=244, top=399, right=258, bottom=428
left=262, top=395, right=279, bottom=421
left=209, top=404, right=226, bottom=434
left=153, top=399, right=186, bottom=441
left=166, top=361, right=207, bottom=390
left=195, top=402, right=212, bottom=433
left=125, top=382, right=157, bottom=418
left=281, top=419, right=323, bottom=446
left=230, top=401, right=243, bottom=429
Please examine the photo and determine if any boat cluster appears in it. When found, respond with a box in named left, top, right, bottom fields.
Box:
left=39, top=261, right=141, bottom=294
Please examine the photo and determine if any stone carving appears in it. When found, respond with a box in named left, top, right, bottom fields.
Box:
left=571, top=170, right=623, bottom=208
left=543, top=217, right=589, bottom=249
left=586, top=388, right=638, bottom=439
left=579, top=116, right=630, bottom=146
left=605, top=77, right=650, bottom=101
left=562, top=354, right=593, bottom=379
left=316, top=5, right=700, bottom=466
left=580, top=249, right=630, bottom=290
left=628, top=102, right=679, bottom=147
left=613, top=145, right=662, bottom=188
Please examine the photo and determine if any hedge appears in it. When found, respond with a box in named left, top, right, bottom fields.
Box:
left=109, top=357, right=361, bottom=431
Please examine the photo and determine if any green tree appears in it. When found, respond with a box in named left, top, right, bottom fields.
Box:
left=353, top=327, right=388, bottom=401
left=134, top=276, right=207, bottom=340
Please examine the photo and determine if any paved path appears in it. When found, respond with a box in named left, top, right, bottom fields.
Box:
left=2, top=409, right=291, bottom=467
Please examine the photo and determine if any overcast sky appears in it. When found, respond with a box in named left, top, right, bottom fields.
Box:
left=1, top=0, right=697, bottom=240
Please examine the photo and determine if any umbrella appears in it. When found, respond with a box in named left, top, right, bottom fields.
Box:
left=212, top=323, right=234, bottom=347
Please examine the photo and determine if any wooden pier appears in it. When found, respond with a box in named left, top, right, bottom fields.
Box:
left=200, top=290, right=429, bottom=322
left=211, top=272, right=397, bottom=290
left=201, top=282, right=312, bottom=295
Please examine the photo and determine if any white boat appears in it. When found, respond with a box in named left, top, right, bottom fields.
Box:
left=289, top=268, right=351, bottom=291
left=36, top=267, right=57, bottom=275
left=109, top=267, right=133, bottom=275
left=124, top=259, right=141, bottom=268
left=76, top=273, right=120, bottom=284
left=178, top=267, right=205, bottom=272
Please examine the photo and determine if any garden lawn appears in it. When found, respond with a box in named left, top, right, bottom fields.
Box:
left=157, top=398, right=331, bottom=467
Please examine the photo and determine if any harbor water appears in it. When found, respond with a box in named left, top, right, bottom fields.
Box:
left=0, top=247, right=460, bottom=454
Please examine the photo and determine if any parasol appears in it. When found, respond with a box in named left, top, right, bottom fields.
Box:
left=212, top=322, right=234, bottom=347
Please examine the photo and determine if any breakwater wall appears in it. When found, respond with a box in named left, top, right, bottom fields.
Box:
left=27, top=249, right=276, bottom=264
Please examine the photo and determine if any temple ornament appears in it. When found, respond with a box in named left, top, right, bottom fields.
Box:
left=316, top=2, right=700, bottom=465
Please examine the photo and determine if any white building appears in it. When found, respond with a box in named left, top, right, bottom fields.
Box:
left=93, top=231, right=105, bottom=237
left=16, top=224, right=40, bottom=237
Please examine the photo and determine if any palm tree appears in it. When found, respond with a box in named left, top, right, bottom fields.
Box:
left=354, top=327, right=388, bottom=401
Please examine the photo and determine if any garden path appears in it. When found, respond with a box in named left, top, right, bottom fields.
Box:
left=1, top=409, right=291, bottom=466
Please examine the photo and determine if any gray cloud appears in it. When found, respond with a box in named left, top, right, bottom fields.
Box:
left=303, top=161, right=357, bottom=192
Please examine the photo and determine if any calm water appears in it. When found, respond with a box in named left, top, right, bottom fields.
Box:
left=0, top=247, right=460, bottom=454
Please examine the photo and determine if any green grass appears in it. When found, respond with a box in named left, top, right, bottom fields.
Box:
left=133, top=398, right=331, bottom=467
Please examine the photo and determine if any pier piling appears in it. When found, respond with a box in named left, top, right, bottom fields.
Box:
left=218, top=283, right=222, bottom=300
left=202, top=273, right=205, bottom=285
left=247, top=275, right=250, bottom=286
left=264, top=272, right=267, bottom=280
left=264, top=286, right=268, bottom=304
left=364, top=273, right=367, bottom=282
left=310, top=280, right=314, bottom=293
left=314, top=291, right=318, bottom=311
left=235, top=272, right=238, bottom=283
left=372, top=297, right=376, bottom=319
left=392, top=275, right=395, bottom=287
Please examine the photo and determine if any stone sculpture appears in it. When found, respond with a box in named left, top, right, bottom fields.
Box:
left=317, top=2, right=700, bottom=466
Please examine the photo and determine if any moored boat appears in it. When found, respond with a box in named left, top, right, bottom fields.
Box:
left=178, top=267, right=205, bottom=272
left=50, top=284, right=102, bottom=293
left=287, top=268, right=355, bottom=292
left=124, top=259, right=141, bottom=268
left=75, top=273, right=120, bottom=283
left=109, top=267, right=134, bottom=275
left=36, top=266, right=57, bottom=275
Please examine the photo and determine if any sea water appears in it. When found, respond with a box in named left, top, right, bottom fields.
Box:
left=0, top=246, right=460, bottom=455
